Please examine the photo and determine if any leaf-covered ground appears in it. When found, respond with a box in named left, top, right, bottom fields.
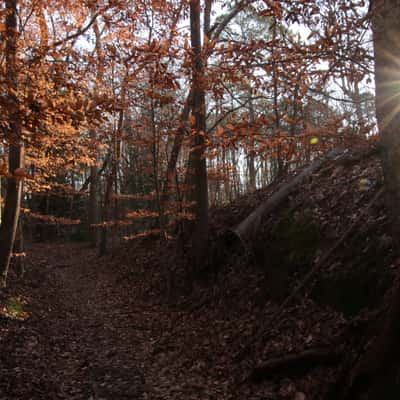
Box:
left=0, top=146, right=397, bottom=399
left=0, top=242, right=344, bottom=400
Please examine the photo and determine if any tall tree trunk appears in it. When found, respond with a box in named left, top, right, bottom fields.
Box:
left=373, top=0, right=400, bottom=239
left=99, top=171, right=113, bottom=256
left=271, top=18, right=283, bottom=176
left=352, top=81, right=363, bottom=133
left=99, top=77, right=126, bottom=256
left=185, top=0, right=209, bottom=280
left=150, top=100, right=164, bottom=236
left=247, top=96, right=257, bottom=191
left=99, top=132, right=120, bottom=256
left=14, top=214, right=25, bottom=278
left=231, top=149, right=240, bottom=198
left=338, top=2, right=400, bottom=398
left=0, top=177, right=2, bottom=225
left=88, top=9, right=102, bottom=246
left=111, top=134, right=120, bottom=253
left=88, top=162, right=99, bottom=244
left=0, top=0, right=24, bottom=288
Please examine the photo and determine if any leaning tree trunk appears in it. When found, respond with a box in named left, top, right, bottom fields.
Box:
left=0, top=0, right=24, bottom=288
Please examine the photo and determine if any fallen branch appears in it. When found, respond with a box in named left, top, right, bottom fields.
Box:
left=251, top=347, right=343, bottom=383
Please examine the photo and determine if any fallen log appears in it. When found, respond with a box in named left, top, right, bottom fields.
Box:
left=250, top=347, right=342, bottom=383
left=233, top=148, right=343, bottom=247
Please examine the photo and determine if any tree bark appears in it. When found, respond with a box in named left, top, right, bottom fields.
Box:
left=247, top=96, right=257, bottom=192
left=14, top=214, right=25, bottom=278
left=336, top=2, right=400, bottom=398
left=99, top=169, right=114, bottom=256
left=0, top=0, right=24, bottom=288
left=373, top=0, right=400, bottom=239
left=185, top=0, right=209, bottom=272
left=88, top=8, right=103, bottom=246
left=271, top=19, right=283, bottom=176
left=99, top=77, right=126, bottom=256
left=88, top=161, right=99, bottom=244
left=0, top=176, right=2, bottom=225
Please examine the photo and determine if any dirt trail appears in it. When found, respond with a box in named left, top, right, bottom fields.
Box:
left=1, top=242, right=248, bottom=400
left=0, top=240, right=356, bottom=400
left=1, top=243, right=148, bottom=399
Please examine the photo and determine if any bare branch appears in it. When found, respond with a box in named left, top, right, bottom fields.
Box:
left=209, top=0, right=256, bottom=41
left=51, top=10, right=102, bottom=48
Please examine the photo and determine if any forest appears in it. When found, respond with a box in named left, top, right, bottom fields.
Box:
left=0, top=0, right=400, bottom=398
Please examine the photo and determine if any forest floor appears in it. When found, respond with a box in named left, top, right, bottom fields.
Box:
left=0, top=241, right=343, bottom=400
left=0, top=145, right=398, bottom=400
left=0, top=239, right=344, bottom=400
left=0, top=243, right=147, bottom=400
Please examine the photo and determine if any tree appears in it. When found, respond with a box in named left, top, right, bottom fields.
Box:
left=0, top=0, right=24, bottom=287
left=87, top=6, right=104, bottom=247
left=185, top=0, right=209, bottom=272
left=373, top=0, right=400, bottom=238
left=326, top=2, right=400, bottom=398
left=0, top=0, right=116, bottom=284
